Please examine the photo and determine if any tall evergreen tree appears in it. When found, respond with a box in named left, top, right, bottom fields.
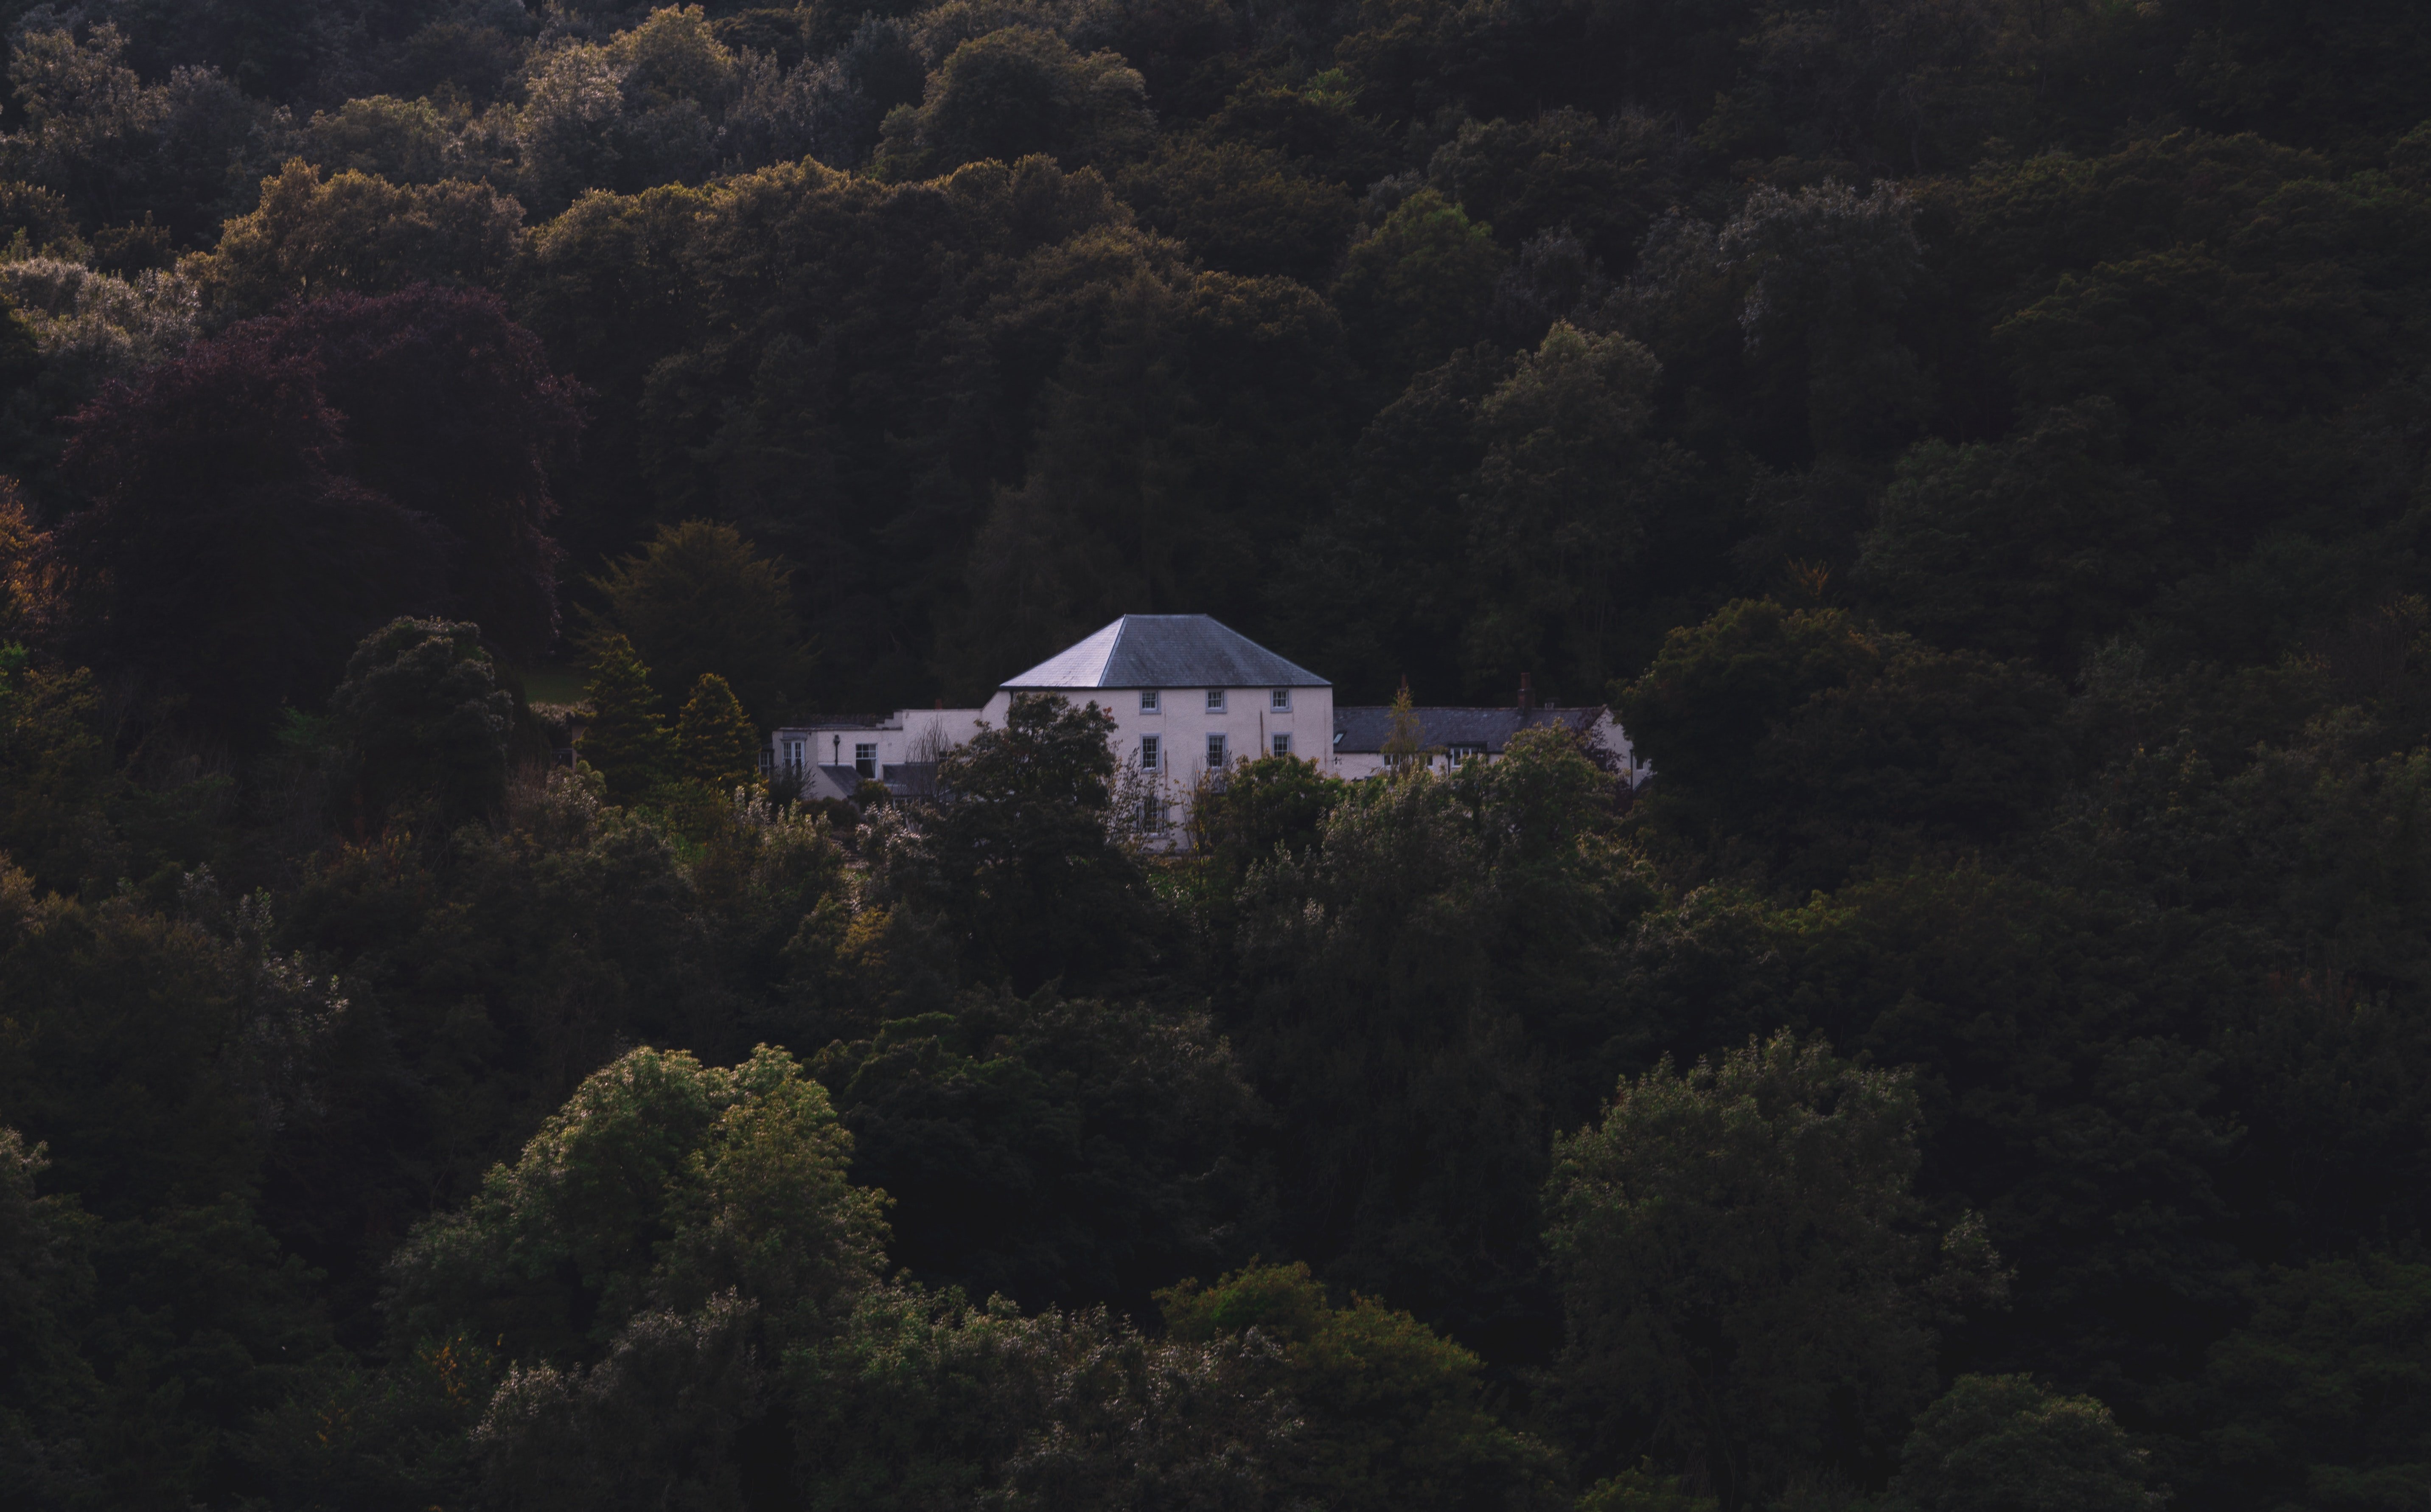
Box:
left=580, top=631, right=673, bottom=803
left=676, top=671, right=759, bottom=791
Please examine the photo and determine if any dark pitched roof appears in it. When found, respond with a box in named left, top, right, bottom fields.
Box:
left=1003, top=615, right=1328, bottom=690
left=816, top=763, right=942, bottom=798
left=1332, top=705, right=1605, bottom=753
left=882, top=762, right=940, bottom=797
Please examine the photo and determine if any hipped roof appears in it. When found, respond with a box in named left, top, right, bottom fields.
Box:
left=1002, top=615, right=1328, bottom=690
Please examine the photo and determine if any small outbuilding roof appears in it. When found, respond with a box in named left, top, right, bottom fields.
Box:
left=1002, top=615, right=1329, bottom=690
left=816, top=764, right=862, bottom=795
left=1332, top=705, right=1607, bottom=754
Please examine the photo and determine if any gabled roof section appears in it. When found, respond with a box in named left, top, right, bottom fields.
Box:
left=1001, top=615, right=1329, bottom=690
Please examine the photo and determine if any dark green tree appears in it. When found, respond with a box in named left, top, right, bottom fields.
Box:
left=0, top=644, right=108, bottom=895
left=1876, top=1380, right=2149, bottom=1512
left=1885, top=1375, right=2155, bottom=1512
left=675, top=671, right=760, bottom=792
left=2199, top=1254, right=2431, bottom=1512
left=1545, top=1032, right=2004, bottom=1508
left=2, top=25, right=281, bottom=244
left=1119, top=136, right=1360, bottom=283
left=1614, top=599, right=2068, bottom=879
left=872, top=28, right=1152, bottom=180
left=375, top=1045, right=886, bottom=1511
left=789, top=1279, right=1307, bottom=1512
left=1612, top=599, right=1881, bottom=805
left=0, top=858, right=347, bottom=1509
left=1187, top=752, right=1342, bottom=894
left=329, top=617, right=515, bottom=825
left=586, top=520, right=807, bottom=728
left=0, top=1125, right=98, bottom=1508
left=1223, top=731, right=1653, bottom=1344
left=1424, top=108, right=1685, bottom=270
left=805, top=990, right=1266, bottom=1313
left=579, top=632, right=674, bottom=805
left=1716, top=180, right=1930, bottom=462
left=1278, top=345, right=1507, bottom=702
left=198, top=160, right=528, bottom=321
left=1332, top=189, right=1505, bottom=384
left=915, top=692, right=1153, bottom=991
left=1159, top=1260, right=1561, bottom=1511
left=300, top=95, right=454, bottom=183
left=380, top=1037, right=789, bottom=1359
left=942, top=245, right=1351, bottom=695
left=1856, top=401, right=2171, bottom=670
left=1461, top=322, right=1686, bottom=698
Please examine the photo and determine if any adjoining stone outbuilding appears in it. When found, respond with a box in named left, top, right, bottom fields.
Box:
left=1328, top=700, right=1637, bottom=783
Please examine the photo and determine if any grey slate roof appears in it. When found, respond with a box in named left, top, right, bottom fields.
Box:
left=1002, top=615, right=1329, bottom=690
left=1333, top=705, right=1605, bottom=754
left=812, top=763, right=942, bottom=799
left=882, top=762, right=940, bottom=797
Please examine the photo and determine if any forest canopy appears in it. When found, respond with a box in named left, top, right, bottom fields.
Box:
left=4, top=1, right=2431, bottom=1510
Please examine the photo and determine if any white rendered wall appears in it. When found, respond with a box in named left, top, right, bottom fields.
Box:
left=774, top=701, right=1648, bottom=784
left=769, top=684, right=1339, bottom=791
left=1081, top=684, right=1335, bottom=784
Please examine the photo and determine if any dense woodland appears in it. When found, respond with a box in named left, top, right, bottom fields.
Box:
left=5, top=0, right=2431, bottom=1509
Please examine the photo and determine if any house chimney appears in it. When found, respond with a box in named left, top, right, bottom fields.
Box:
left=1518, top=672, right=1535, bottom=715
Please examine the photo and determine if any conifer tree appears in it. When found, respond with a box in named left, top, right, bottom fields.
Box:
left=580, top=631, right=673, bottom=803
left=677, top=671, right=760, bottom=791
left=1382, top=675, right=1431, bottom=771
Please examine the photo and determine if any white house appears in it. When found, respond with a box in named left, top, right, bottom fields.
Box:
left=765, top=614, right=1640, bottom=811
left=767, top=614, right=1334, bottom=814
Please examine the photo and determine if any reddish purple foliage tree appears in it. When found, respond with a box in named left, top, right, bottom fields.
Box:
left=56, top=286, right=581, bottom=741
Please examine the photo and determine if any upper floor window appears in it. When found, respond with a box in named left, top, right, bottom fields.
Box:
left=1271, top=732, right=1293, bottom=758
left=855, top=743, right=878, bottom=780
left=1140, top=735, right=1161, bottom=771
left=1206, top=689, right=1226, bottom=712
left=1270, top=688, right=1291, bottom=711
left=1447, top=743, right=1489, bottom=763
left=1140, top=689, right=1160, bottom=713
left=1206, top=733, right=1228, bottom=767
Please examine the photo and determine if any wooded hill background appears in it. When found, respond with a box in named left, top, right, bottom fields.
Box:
left=4, top=3, right=2431, bottom=1511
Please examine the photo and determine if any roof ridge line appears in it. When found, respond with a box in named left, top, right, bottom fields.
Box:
left=1102, top=615, right=1132, bottom=687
